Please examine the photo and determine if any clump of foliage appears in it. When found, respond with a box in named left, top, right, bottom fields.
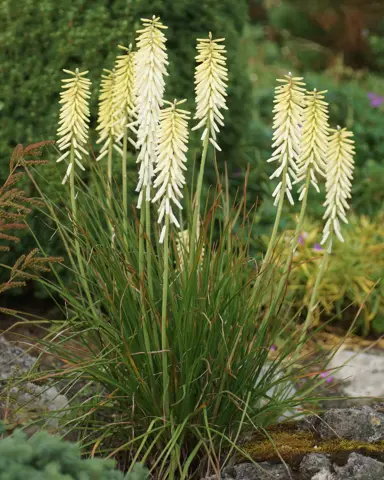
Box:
left=25, top=14, right=358, bottom=480
left=0, top=423, right=149, bottom=480
left=277, top=212, right=384, bottom=335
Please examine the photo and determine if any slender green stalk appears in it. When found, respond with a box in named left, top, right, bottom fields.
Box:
left=264, top=170, right=311, bottom=320
left=301, top=238, right=330, bottom=342
left=189, top=131, right=209, bottom=270
left=251, top=164, right=288, bottom=300
left=139, top=206, right=145, bottom=281
left=145, top=198, right=154, bottom=300
left=161, top=215, right=170, bottom=418
left=138, top=204, right=154, bottom=376
left=107, top=137, right=114, bottom=235
left=122, top=128, right=128, bottom=235
left=69, top=145, right=98, bottom=320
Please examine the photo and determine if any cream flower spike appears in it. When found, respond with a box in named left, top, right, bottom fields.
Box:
left=113, top=44, right=137, bottom=149
left=96, top=69, right=120, bottom=161
left=192, top=32, right=228, bottom=151
left=57, top=68, right=91, bottom=184
left=268, top=73, right=305, bottom=206
left=135, top=16, right=169, bottom=208
left=321, top=126, right=355, bottom=248
left=152, top=99, right=191, bottom=244
left=296, top=89, right=329, bottom=200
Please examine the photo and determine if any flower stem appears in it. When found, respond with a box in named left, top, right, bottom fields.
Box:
left=251, top=163, right=288, bottom=300
left=145, top=198, right=154, bottom=300
left=138, top=205, right=154, bottom=377
left=189, top=131, right=210, bottom=270
left=301, top=237, right=330, bottom=343
left=264, top=170, right=311, bottom=320
left=107, top=137, right=114, bottom=235
left=69, top=145, right=98, bottom=320
left=161, top=215, right=170, bottom=418
left=122, top=128, right=128, bottom=236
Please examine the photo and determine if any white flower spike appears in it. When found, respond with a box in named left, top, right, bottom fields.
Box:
left=57, top=69, right=91, bottom=184
left=192, top=32, right=228, bottom=151
left=113, top=44, right=137, bottom=148
left=321, top=126, right=355, bottom=247
left=96, top=69, right=120, bottom=161
left=153, top=99, right=191, bottom=244
left=268, top=73, right=305, bottom=206
left=296, top=89, right=329, bottom=200
left=135, top=16, right=168, bottom=208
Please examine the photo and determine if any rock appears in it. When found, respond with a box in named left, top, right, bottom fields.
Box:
left=333, top=452, right=384, bottom=480
left=317, top=406, right=384, bottom=442
left=329, top=349, right=384, bottom=399
left=221, top=462, right=293, bottom=479
left=300, top=454, right=331, bottom=479
left=311, top=470, right=333, bottom=480
left=0, top=335, right=36, bottom=380
left=0, top=335, right=68, bottom=427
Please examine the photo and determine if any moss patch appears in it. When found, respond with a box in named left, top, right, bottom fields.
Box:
left=240, top=424, right=384, bottom=467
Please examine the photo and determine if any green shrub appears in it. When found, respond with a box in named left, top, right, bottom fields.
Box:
left=0, top=424, right=149, bottom=479
left=276, top=212, right=384, bottom=335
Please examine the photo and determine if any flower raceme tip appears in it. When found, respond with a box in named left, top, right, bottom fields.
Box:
left=135, top=16, right=169, bottom=208
left=295, top=88, right=329, bottom=200
left=192, top=32, right=228, bottom=151
left=321, top=126, right=355, bottom=247
left=153, top=99, right=191, bottom=244
left=268, top=74, right=306, bottom=206
left=56, top=68, right=91, bottom=184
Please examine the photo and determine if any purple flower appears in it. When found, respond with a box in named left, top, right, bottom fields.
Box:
left=368, top=92, right=384, bottom=108
left=298, top=234, right=305, bottom=246
left=313, top=243, right=323, bottom=251
left=270, top=345, right=277, bottom=352
left=320, top=372, right=334, bottom=383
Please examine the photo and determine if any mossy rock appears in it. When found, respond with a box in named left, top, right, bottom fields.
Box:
left=240, top=422, right=384, bottom=468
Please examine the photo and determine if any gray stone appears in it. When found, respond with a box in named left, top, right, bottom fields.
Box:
left=311, top=470, right=333, bottom=480
left=300, top=454, right=331, bottom=479
left=329, top=349, right=384, bottom=398
left=0, top=335, right=35, bottom=379
left=333, top=453, right=384, bottom=480
left=222, top=462, right=293, bottom=479
left=318, top=406, right=384, bottom=442
left=0, top=336, right=68, bottom=427
left=8, top=382, right=68, bottom=426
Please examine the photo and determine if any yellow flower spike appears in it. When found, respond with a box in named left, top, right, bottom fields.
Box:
left=296, top=89, right=329, bottom=200
left=56, top=68, right=91, bottom=184
left=192, top=32, right=228, bottom=151
left=113, top=44, right=137, bottom=147
left=321, top=126, right=355, bottom=248
left=135, top=16, right=169, bottom=208
left=152, top=99, right=191, bottom=244
left=96, top=69, right=120, bottom=161
left=268, top=73, right=306, bottom=206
